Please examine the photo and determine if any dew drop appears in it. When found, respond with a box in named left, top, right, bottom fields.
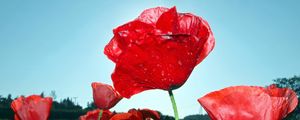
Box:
left=161, top=35, right=172, bottom=39
left=166, top=45, right=171, bottom=49
left=156, top=64, right=162, bottom=67
left=161, top=71, right=165, bottom=76
left=135, top=29, right=142, bottom=33
left=178, top=60, right=183, bottom=66
left=118, top=31, right=129, bottom=37
left=139, top=64, right=144, bottom=67
left=155, top=55, right=160, bottom=60
left=128, top=43, right=133, bottom=47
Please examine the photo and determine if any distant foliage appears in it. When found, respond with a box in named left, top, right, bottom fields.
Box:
left=0, top=94, right=13, bottom=108
left=158, top=113, right=210, bottom=120
left=160, top=114, right=175, bottom=120
left=84, top=101, right=97, bottom=111
left=183, top=114, right=210, bottom=120
left=0, top=94, right=14, bottom=119
left=52, top=97, right=82, bottom=110
left=274, top=75, right=300, bottom=120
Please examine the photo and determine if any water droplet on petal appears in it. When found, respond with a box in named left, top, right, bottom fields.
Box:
left=161, top=35, right=172, bottom=39
left=155, top=55, right=160, bottom=59
left=156, top=64, right=162, bottom=67
left=161, top=71, right=165, bottom=76
left=166, top=45, right=171, bottom=49
left=178, top=60, right=183, bottom=66
left=187, top=52, right=193, bottom=56
left=135, top=29, right=142, bottom=33
left=139, top=64, right=144, bottom=67
left=128, top=43, right=133, bottom=47
left=118, top=30, right=129, bottom=37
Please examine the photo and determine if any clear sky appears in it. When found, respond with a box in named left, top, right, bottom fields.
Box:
left=0, top=0, right=299, bottom=118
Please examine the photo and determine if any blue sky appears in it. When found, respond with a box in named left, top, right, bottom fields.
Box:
left=0, top=0, right=299, bottom=117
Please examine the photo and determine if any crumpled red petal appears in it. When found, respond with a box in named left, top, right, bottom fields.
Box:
left=109, top=108, right=160, bottom=120
left=198, top=85, right=298, bottom=120
left=104, top=6, right=215, bottom=98
left=139, top=109, right=160, bottom=120
left=264, top=84, right=298, bottom=119
left=137, top=7, right=169, bottom=26
left=79, top=109, right=113, bottom=120
left=156, top=7, right=178, bottom=34
left=11, top=95, right=53, bottom=120
left=92, top=82, right=122, bottom=110
left=110, top=113, right=141, bottom=120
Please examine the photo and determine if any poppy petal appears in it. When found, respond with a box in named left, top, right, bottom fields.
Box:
left=265, top=84, right=298, bottom=119
left=110, top=113, right=142, bottom=120
left=139, top=109, right=160, bottom=120
left=11, top=95, right=53, bottom=120
left=79, top=109, right=112, bottom=120
left=137, top=7, right=169, bottom=26
left=156, top=7, right=178, bottom=34
left=198, top=85, right=298, bottom=120
left=176, top=13, right=215, bottom=64
left=92, top=82, right=122, bottom=110
left=112, top=35, right=203, bottom=98
left=199, top=86, right=273, bottom=120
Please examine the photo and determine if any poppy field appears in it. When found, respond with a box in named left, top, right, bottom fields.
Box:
left=1, top=4, right=300, bottom=120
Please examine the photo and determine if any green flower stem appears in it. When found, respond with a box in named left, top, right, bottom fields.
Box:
left=98, top=109, right=103, bottom=120
left=168, top=90, right=179, bottom=120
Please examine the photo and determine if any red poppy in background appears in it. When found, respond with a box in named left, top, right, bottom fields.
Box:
left=198, top=85, right=298, bottom=120
left=80, top=108, right=160, bottom=120
left=79, top=109, right=113, bottom=120
left=11, top=95, right=53, bottom=120
left=104, top=6, right=215, bottom=98
left=138, top=109, right=161, bottom=120
left=264, top=84, right=298, bottom=120
left=110, top=108, right=160, bottom=120
left=92, top=82, right=122, bottom=110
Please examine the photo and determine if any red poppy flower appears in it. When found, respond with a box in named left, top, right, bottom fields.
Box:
left=138, top=109, right=160, bottom=120
left=11, top=95, right=53, bottom=120
left=264, top=84, right=298, bottom=120
left=104, top=6, right=215, bottom=98
left=110, top=109, right=160, bottom=120
left=92, top=82, right=122, bottom=110
left=79, top=109, right=113, bottom=120
left=198, top=85, right=298, bottom=120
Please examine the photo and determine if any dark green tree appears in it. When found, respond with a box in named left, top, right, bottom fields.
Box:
left=40, top=92, right=45, bottom=98
left=0, top=94, right=13, bottom=108
left=84, top=101, right=97, bottom=111
left=183, top=114, right=210, bottom=120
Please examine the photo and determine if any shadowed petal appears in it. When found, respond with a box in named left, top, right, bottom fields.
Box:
left=79, top=109, right=113, bottom=120
left=92, top=82, right=122, bottom=110
left=11, top=95, right=53, bottom=120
